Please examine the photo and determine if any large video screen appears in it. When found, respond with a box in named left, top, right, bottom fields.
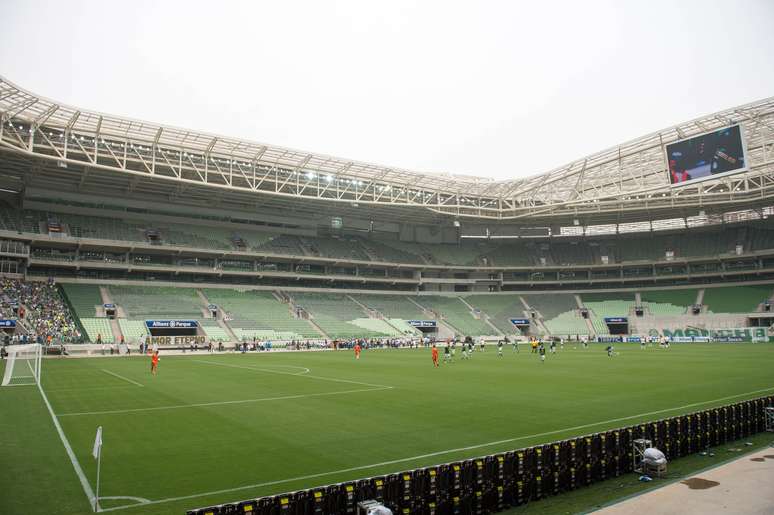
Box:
left=667, top=125, right=746, bottom=185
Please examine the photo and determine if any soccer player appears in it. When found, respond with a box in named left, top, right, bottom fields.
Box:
left=151, top=350, right=159, bottom=375
left=550, top=340, right=556, bottom=354
left=461, top=344, right=468, bottom=360
left=444, top=344, right=451, bottom=363
left=497, top=340, right=503, bottom=357
left=354, top=343, right=361, bottom=360
left=538, top=343, right=546, bottom=363
left=606, top=344, right=614, bottom=357
left=480, top=338, right=485, bottom=352
left=431, top=345, right=439, bottom=367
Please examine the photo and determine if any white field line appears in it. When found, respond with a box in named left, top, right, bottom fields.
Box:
left=48, top=385, right=142, bottom=392
left=203, top=363, right=310, bottom=375
left=56, top=386, right=392, bottom=417
left=192, top=359, right=391, bottom=388
left=97, top=385, right=774, bottom=513
left=2, top=382, right=37, bottom=387
left=101, top=369, right=144, bottom=387
left=98, top=495, right=151, bottom=504
left=32, top=362, right=96, bottom=510
left=264, top=365, right=311, bottom=375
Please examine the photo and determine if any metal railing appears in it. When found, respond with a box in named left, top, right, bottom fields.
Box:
left=0, top=239, right=28, bottom=256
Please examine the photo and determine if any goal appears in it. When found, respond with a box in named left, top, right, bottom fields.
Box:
left=1, top=343, right=42, bottom=387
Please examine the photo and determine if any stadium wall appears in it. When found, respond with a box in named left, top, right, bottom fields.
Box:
left=20, top=254, right=774, bottom=293
left=23, top=275, right=774, bottom=298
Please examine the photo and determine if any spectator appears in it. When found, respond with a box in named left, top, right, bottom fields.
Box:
left=0, top=278, right=81, bottom=344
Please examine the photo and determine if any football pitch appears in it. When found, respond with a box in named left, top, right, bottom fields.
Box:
left=2, top=343, right=773, bottom=515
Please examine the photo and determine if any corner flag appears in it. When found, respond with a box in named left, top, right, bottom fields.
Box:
left=92, top=426, right=103, bottom=460
left=92, top=426, right=104, bottom=512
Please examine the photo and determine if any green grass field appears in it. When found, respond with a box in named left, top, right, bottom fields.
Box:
left=1, top=343, right=773, bottom=515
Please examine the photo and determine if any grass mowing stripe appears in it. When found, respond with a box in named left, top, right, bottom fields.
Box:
left=35, top=369, right=96, bottom=510
left=96, top=385, right=774, bottom=512
left=55, top=386, right=393, bottom=417
left=190, top=360, right=311, bottom=377
left=191, top=361, right=310, bottom=376
left=51, top=385, right=143, bottom=392
left=101, top=369, right=144, bottom=387
left=192, top=359, right=394, bottom=388
left=11, top=344, right=770, bottom=515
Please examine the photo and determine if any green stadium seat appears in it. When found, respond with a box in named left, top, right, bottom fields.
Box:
left=118, top=319, right=148, bottom=343
left=466, top=295, right=526, bottom=336
left=521, top=294, right=578, bottom=320
left=640, top=289, right=697, bottom=315
left=414, top=296, right=494, bottom=337
left=353, top=294, right=426, bottom=320
left=292, top=292, right=395, bottom=339
left=80, top=318, right=115, bottom=343
left=703, top=285, right=773, bottom=313
left=204, top=289, right=319, bottom=340
left=109, top=286, right=204, bottom=319
left=62, top=284, right=102, bottom=318
left=197, top=320, right=232, bottom=341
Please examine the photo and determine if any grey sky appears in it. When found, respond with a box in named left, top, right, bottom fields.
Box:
left=1, top=0, right=772, bottom=180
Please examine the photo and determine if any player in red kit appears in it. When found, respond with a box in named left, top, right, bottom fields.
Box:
left=431, top=344, right=439, bottom=367
left=354, top=343, right=361, bottom=360
left=150, top=350, right=159, bottom=375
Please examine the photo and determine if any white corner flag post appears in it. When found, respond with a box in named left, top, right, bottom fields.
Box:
left=93, top=426, right=103, bottom=512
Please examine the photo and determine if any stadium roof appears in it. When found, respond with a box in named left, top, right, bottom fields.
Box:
left=0, top=75, right=773, bottom=224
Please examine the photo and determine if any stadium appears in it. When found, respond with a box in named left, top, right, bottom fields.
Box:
left=1, top=40, right=774, bottom=515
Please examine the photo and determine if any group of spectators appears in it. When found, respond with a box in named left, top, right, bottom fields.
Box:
left=233, top=336, right=430, bottom=353
left=0, top=277, right=83, bottom=345
left=326, top=336, right=429, bottom=350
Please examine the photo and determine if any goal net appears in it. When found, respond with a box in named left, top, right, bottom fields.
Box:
left=1, top=343, right=42, bottom=387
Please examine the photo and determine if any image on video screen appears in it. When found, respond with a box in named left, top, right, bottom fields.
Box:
left=667, top=125, right=746, bottom=184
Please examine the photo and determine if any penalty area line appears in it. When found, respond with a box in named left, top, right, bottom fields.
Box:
left=95, top=496, right=152, bottom=512
left=192, top=359, right=392, bottom=389
left=101, top=369, right=144, bottom=387
left=56, top=385, right=393, bottom=417
left=96, top=385, right=774, bottom=512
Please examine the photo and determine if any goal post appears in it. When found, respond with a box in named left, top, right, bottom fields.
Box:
left=1, top=343, right=42, bottom=387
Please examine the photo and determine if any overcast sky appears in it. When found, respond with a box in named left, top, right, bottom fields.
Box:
left=1, top=0, right=773, bottom=180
